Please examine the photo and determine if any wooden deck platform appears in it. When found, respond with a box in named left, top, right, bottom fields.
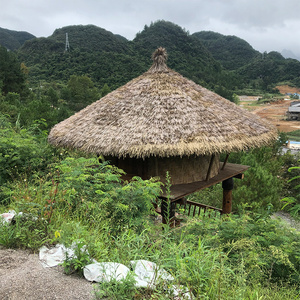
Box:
left=122, top=162, right=249, bottom=224
left=161, top=163, right=249, bottom=201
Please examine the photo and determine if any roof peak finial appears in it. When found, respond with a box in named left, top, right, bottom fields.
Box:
left=148, top=47, right=169, bottom=73
left=152, top=47, right=167, bottom=63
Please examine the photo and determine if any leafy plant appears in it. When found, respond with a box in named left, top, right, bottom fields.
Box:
left=281, top=162, right=300, bottom=219
left=0, top=113, right=56, bottom=191
left=0, top=212, right=48, bottom=249
left=182, top=213, right=300, bottom=286
left=62, top=240, right=92, bottom=276
left=93, top=273, right=138, bottom=300
left=53, top=157, right=162, bottom=235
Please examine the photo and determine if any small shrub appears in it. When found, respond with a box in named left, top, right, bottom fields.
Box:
left=0, top=212, right=48, bottom=249
left=53, top=157, right=162, bottom=235
left=93, top=274, right=138, bottom=300
left=281, top=161, right=300, bottom=219
left=0, top=113, right=59, bottom=204
left=182, top=214, right=300, bottom=286
left=62, top=240, right=92, bottom=276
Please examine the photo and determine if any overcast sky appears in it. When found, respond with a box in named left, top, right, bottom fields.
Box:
left=1, top=0, right=300, bottom=57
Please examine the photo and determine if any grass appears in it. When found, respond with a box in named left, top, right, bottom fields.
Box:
left=1, top=185, right=299, bottom=299
left=0, top=156, right=299, bottom=299
left=287, top=129, right=300, bottom=142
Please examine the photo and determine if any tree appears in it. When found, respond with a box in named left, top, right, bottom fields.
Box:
left=66, top=75, right=99, bottom=111
left=0, top=46, right=27, bottom=96
left=100, top=83, right=111, bottom=97
left=46, top=87, right=59, bottom=106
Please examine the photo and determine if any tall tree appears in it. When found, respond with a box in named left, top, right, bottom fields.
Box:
left=66, top=75, right=99, bottom=111
left=0, top=46, right=27, bottom=95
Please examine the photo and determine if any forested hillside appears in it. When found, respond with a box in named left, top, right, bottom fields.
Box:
left=192, top=30, right=300, bottom=90
left=0, top=27, right=35, bottom=50
left=15, top=20, right=300, bottom=95
left=192, top=31, right=261, bottom=70
left=237, top=51, right=300, bottom=89
left=18, top=24, right=146, bottom=89
left=17, top=22, right=233, bottom=89
left=132, top=21, right=222, bottom=83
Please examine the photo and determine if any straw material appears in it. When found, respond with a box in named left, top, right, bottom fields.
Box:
left=48, top=47, right=277, bottom=158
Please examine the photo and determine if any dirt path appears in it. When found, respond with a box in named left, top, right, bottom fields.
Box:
left=239, top=97, right=300, bottom=133
left=0, top=247, right=96, bottom=300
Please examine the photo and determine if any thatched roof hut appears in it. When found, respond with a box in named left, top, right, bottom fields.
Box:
left=48, top=48, right=277, bottom=184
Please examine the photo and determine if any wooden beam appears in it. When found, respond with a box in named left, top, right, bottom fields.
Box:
left=233, top=173, right=244, bottom=180
left=221, top=153, right=230, bottom=170
left=206, top=154, right=215, bottom=181
left=222, top=190, right=233, bottom=214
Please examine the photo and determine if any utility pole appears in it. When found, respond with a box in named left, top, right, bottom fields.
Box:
left=65, top=33, right=70, bottom=52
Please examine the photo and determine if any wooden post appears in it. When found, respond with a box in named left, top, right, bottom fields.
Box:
left=222, top=177, right=234, bottom=214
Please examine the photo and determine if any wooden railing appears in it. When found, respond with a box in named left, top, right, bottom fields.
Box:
left=174, top=198, right=222, bottom=218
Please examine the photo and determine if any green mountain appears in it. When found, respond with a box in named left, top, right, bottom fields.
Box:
left=192, top=31, right=260, bottom=70
left=132, top=21, right=225, bottom=86
left=192, top=30, right=300, bottom=89
left=17, top=21, right=235, bottom=93
left=18, top=25, right=146, bottom=88
left=237, top=51, right=300, bottom=89
left=0, top=27, right=35, bottom=50
left=50, top=25, right=130, bottom=53
left=12, top=21, right=300, bottom=93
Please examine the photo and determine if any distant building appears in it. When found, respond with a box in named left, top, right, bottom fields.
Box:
left=287, top=101, right=300, bottom=120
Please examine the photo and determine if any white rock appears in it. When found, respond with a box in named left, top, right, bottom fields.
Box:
left=0, top=210, right=16, bottom=224
left=39, top=244, right=69, bottom=267
left=83, top=262, right=130, bottom=283
left=130, top=259, right=174, bottom=288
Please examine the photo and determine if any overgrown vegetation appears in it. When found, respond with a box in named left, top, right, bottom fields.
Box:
left=281, top=162, right=300, bottom=220
left=0, top=112, right=299, bottom=299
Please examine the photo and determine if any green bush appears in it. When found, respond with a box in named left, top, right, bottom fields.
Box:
left=62, top=240, right=93, bottom=276
left=281, top=161, right=300, bottom=219
left=227, top=145, right=286, bottom=212
left=52, top=157, right=161, bottom=235
left=182, top=214, right=300, bottom=286
left=0, top=213, right=48, bottom=249
left=0, top=115, right=51, bottom=184
left=2, top=156, right=162, bottom=238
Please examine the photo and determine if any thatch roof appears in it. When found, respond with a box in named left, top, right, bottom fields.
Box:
left=48, top=47, right=277, bottom=158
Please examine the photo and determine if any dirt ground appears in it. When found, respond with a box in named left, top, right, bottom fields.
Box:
left=253, top=100, right=300, bottom=132
left=275, top=85, right=300, bottom=95
left=241, top=98, right=300, bottom=133
left=0, top=246, right=96, bottom=300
